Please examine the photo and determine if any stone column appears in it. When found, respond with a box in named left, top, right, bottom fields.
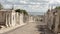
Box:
left=11, top=12, right=16, bottom=27
left=9, top=13, right=11, bottom=27
left=54, top=14, right=59, bottom=34
left=16, top=12, right=19, bottom=25
left=14, top=13, right=16, bottom=26
left=6, top=14, right=8, bottom=27
left=20, top=13, right=24, bottom=25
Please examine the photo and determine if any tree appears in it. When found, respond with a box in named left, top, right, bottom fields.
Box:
left=15, top=9, right=28, bottom=15
left=15, top=9, right=22, bottom=13
left=21, top=10, right=28, bottom=15
left=0, top=3, right=3, bottom=10
left=55, top=6, right=60, bottom=9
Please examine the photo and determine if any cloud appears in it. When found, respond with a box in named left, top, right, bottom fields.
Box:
left=20, top=0, right=27, bottom=4
left=7, top=0, right=14, bottom=2
left=3, top=4, right=12, bottom=9
left=30, top=2, right=36, bottom=4
left=28, top=5, right=40, bottom=9
left=57, top=0, right=60, bottom=3
left=27, top=4, right=48, bottom=12
left=1, top=0, right=57, bottom=13
left=30, top=2, right=40, bottom=4
left=49, top=0, right=60, bottom=5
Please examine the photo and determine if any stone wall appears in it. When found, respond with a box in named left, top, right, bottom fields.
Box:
left=44, top=9, right=60, bottom=34
left=0, top=11, right=6, bottom=26
left=0, top=9, right=26, bottom=28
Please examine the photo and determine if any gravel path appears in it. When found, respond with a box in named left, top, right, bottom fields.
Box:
left=0, top=22, right=54, bottom=34
left=2, top=22, right=40, bottom=34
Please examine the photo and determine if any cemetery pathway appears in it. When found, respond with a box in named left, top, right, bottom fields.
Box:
left=1, top=22, right=54, bottom=34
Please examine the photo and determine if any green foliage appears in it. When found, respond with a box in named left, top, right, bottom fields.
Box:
left=0, top=3, right=3, bottom=10
left=55, top=6, right=60, bottom=9
left=22, top=10, right=28, bottom=15
left=15, top=9, right=28, bottom=15
left=15, top=9, right=22, bottom=13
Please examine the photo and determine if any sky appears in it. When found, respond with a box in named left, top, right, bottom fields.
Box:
left=0, top=0, right=60, bottom=13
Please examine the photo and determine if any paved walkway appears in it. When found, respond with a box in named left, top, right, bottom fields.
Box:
left=37, top=25, right=55, bottom=34
left=0, top=23, right=26, bottom=33
left=2, top=22, right=40, bottom=34
left=0, top=22, right=55, bottom=34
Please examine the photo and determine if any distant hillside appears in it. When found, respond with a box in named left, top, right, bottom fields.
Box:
left=28, top=12, right=44, bottom=15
